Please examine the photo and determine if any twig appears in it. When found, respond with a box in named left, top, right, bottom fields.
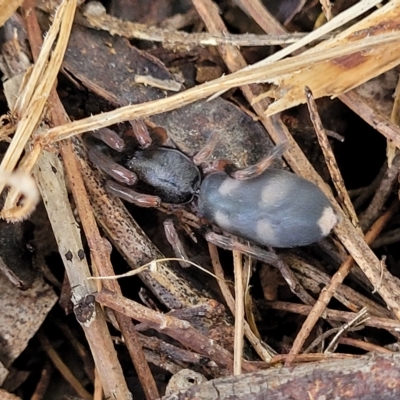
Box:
left=340, top=91, right=400, bottom=154
left=95, top=289, right=256, bottom=373
left=39, top=32, right=400, bottom=146
left=285, top=254, right=394, bottom=321
left=270, top=352, right=355, bottom=365
left=266, top=301, right=400, bottom=334
left=338, top=337, right=393, bottom=353
left=0, top=0, right=76, bottom=196
left=359, top=156, right=400, bottom=231
left=305, top=86, right=360, bottom=230
left=30, top=361, right=53, bottom=400
left=233, top=250, right=244, bottom=375
left=37, top=331, right=92, bottom=400
left=237, top=0, right=286, bottom=35
left=53, top=317, right=95, bottom=382
left=21, top=2, right=133, bottom=396
left=208, top=243, right=276, bottom=362
left=82, top=2, right=311, bottom=48
left=61, top=138, right=159, bottom=400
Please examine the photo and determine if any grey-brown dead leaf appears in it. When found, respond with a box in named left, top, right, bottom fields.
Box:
left=265, top=1, right=400, bottom=115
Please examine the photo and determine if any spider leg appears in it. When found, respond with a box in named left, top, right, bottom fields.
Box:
left=231, top=142, right=288, bottom=180
left=164, top=219, right=191, bottom=268
left=88, top=146, right=137, bottom=185
left=105, top=181, right=161, bottom=207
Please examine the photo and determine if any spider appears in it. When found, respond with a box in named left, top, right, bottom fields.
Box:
left=85, top=127, right=339, bottom=249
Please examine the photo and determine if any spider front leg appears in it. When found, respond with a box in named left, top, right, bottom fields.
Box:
left=105, top=181, right=161, bottom=207
left=192, top=130, right=287, bottom=180
left=230, top=142, right=288, bottom=180
left=88, top=145, right=137, bottom=185
left=90, top=128, right=126, bottom=151
left=85, top=128, right=162, bottom=207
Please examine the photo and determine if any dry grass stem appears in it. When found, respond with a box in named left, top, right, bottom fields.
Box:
left=319, top=0, right=333, bottom=21
left=263, top=1, right=400, bottom=114
left=248, top=0, right=383, bottom=68
left=208, top=243, right=275, bottom=362
left=269, top=301, right=400, bottom=334
left=0, top=0, right=25, bottom=28
left=44, top=32, right=400, bottom=147
left=233, top=250, right=244, bottom=375
left=0, top=0, right=77, bottom=212
left=324, top=307, right=369, bottom=353
left=83, top=1, right=311, bottom=48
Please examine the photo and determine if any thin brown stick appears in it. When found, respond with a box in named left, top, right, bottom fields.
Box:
left=37, top=332, right=92, bottom=400
left=82, top=2, right=309, bottom=47
left=30, top=361, right=53, bottom=400
left=340, top=91, right=400, bottom=153
left=222, top=0, right=286, bottom=36
left=305, top=86, right=360, bottom=230
left=61, top=139, right=159, bottom=400
left=95, top=289, right=255, bottom=373
left=208, top=243, right=275, bottom=362
left=22, top=2, right=134, bottom=397
left=93, top=368, right=103, bottom=400
left=53, top=318, right=95, bottom=382
left=359, top=156, right=400, bottom=231
left=338, top=337, right=393, bottom=353
left=270, top=352, right=356, bottom=365
left=233, top=250, right=244, bottom=375
left=267, top=301, right=400, bottom=333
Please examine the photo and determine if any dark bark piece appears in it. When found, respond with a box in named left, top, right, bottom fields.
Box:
left=161, top=353, right=400, bottom=400
left=63, top=25, right=279, bottom=168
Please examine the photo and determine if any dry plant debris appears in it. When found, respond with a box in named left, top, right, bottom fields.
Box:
left=1, top=0, right=400, bottom=399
